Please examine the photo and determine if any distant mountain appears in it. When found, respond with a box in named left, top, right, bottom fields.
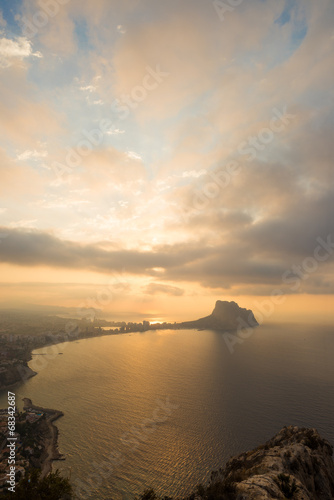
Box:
left=179, top=300, right=258, bottom=331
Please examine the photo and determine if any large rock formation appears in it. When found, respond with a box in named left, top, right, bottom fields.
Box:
left=179, top=300, right=258, bottom=331
left=196, top=426, right=334, bottom=500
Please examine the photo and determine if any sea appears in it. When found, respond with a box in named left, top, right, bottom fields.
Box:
left=0, top=322, right=334, bottom=499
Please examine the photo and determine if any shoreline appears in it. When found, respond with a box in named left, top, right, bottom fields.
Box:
left=0, top=368, right=37, bottom=393
left=0, top=329, right=151, bottom=394
left=0, top=366, right=38, bottom=394
left=0, top=323, right=259, bottom=393
left=0, top=318, right=259, bottom=484
left=22, top=398, right=65, bottom=478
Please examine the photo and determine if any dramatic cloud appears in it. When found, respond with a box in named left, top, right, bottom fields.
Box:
left=0, top=0, right=333, bottom=316
left=0, top=227, right=209, bottom=274
left=1, top=225, right=333, bottom=296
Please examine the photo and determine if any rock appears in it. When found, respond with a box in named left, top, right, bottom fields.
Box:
left=0, top=363, right=36, bottom=390
left=179, top=300, right=258, bottom=331
left=204, top=426, right=334, bottom=500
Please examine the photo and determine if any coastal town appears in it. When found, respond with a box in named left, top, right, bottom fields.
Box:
left=0, top=301, right=254, bottom=391
left=0, top=308, right=182, bottom=494
left=0, top=302, right=250, bottom=494
left=0, top=398, right=64, bottom=494
left=0, top=308, right=179, bottom=391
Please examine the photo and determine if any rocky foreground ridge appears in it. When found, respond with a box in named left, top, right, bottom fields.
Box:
left=195, top=426, right=334, bottom=500
left=137, top=427, right=334, bottom=500
left=179, top=300, right=258, bottom=331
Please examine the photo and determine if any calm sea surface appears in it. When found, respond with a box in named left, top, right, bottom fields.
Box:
left=1, top=323, right=334, bottom=499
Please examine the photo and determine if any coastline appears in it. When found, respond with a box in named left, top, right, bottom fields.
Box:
left=0, top=329, right=164, bottom=393
left=0, top=304, right=260, bottom=488
left=0, top=367, right=37, bottom=393
left=0, top=300, right=260, bottom=393
left=22, top=398, right=65, bottom=478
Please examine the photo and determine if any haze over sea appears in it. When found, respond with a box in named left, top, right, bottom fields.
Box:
left=1, top=322, right=334, bottom=500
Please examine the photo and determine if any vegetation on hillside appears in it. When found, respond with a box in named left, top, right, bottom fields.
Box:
left=2, top=469, right=72, bottom=500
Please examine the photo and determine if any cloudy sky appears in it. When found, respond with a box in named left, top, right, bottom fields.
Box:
left=0, top=0, right=333, bottom=322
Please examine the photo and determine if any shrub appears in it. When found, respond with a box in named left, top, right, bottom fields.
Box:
left=2, top=468, right=72, bottom=499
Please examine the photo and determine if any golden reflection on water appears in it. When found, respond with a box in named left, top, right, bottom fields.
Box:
left=0, top=324, right=333, bottom=499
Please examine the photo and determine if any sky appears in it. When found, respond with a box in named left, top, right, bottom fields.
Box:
left=0, top=0, right=333, bottom=323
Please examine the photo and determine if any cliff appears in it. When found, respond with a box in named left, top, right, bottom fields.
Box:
left=179, top=300, right=258, bottom=331
left=195, top=426, right=334, bottom=500
left=0, top=363, right=36, bottom=390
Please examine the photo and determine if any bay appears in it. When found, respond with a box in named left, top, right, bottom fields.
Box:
left=0, top=322, right=334, bottom=499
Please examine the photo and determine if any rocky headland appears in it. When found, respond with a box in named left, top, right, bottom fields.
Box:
left=22, top=398, right=65, bottom=478
left=179, top=300, right=258, bottom=331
